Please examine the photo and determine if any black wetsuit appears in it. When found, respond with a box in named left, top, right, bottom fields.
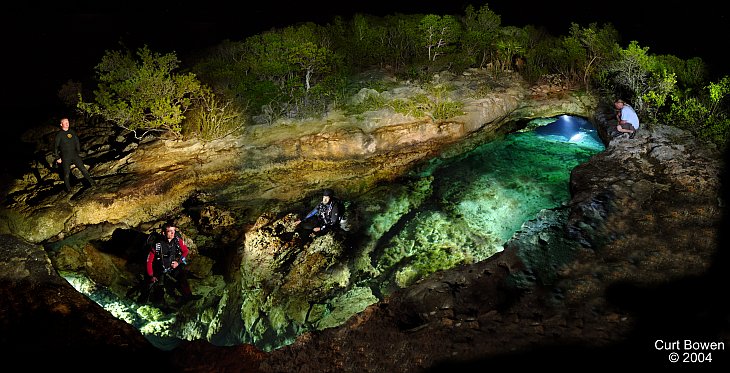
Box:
left=145, top=234, right=193, bottom=304
left=54, top=128, right=94, bottom=191
left=301, top=198, right=343, bottom=235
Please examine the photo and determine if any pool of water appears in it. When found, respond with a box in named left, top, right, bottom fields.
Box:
left=66, top=115, right=606, bottom=351
left=372, top=116, right=605, bottom=288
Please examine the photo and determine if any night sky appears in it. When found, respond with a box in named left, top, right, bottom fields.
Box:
left=2, top=0, right=726, bottom=127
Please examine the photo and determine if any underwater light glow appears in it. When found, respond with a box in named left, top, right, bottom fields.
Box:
left=67, top=114, right=607, bottom=353
left=569, top=133, right=584, bottom=142
left=532, top=115, right=603, bottom=150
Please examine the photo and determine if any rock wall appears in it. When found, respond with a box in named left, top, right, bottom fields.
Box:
left=0, top=70, right=595, bottom=244
left=7, top=71, right=719, bottom=371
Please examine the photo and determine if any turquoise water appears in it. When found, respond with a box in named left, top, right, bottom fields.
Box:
left=372, top=116, right=604, bottom=288
left=64, top=115, right=605, bottom=351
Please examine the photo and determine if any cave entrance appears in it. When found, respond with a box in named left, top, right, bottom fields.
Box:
left=61, top=115, right=606, bottom=352
left=370, top=115, right=605, bottom=288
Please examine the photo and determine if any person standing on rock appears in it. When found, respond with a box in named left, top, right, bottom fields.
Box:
left=145, top=222, right=200, bottom=306
left=295, top=188, right=345, bottom=237
left=614, top=99, right=639, bottom=139
left=53, top=117, right=96, bottom=192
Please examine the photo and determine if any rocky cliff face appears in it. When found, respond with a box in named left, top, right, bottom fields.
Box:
left=257, top=106, right=728, bottom=372
left=1, top=70, right=726, bottom=371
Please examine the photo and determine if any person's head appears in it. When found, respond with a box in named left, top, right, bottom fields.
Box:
left=322, top=188, right=334, bottom=203
left=614, top=99, right=625, bottom=110
left=60, top=118, right=70, bottom=131
left=163, top=222, right=177, bottom=240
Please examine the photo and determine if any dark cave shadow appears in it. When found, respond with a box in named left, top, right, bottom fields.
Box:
left=426, top=270, right=730, bottom=371
left=425, top=142, right=730, bottom=372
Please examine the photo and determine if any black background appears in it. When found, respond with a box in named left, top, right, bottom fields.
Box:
left=2, top=0, right=726, bottom=129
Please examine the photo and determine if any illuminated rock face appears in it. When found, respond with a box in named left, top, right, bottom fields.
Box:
left=1, top=72, right=725, bottom=371
left=0, top=71, right=597, bottom=351
left=0, top=70, right=595, bottom=244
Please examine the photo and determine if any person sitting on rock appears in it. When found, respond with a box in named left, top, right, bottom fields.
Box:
left=295, top=188, right=344, bottom=237
left=614, top=99, right=640, bottom=139
left=144, top=222, right=200, bottom=306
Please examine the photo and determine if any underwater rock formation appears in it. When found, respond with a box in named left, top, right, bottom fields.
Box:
left=1, top=69, right=726, bottom=370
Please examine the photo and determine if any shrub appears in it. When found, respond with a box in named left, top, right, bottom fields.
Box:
left=182, top=88, right=245, bottom=140
left=78, top=46, right=203, bottom=138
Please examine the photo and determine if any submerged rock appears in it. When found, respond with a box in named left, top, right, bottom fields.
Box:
left=1, top=70, right=725, bottom=371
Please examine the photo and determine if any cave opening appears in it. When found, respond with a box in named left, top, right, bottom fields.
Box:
left=59, top=115, right=605, bottom=351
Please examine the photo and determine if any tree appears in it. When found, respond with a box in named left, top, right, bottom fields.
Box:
left=345, top=14, right=383, bottom=68
left=664, top=75, right=730, bottom=148
left=182, top=86, right=244, bottom=140
left=382, top=14, right=423, bottom=69
left=419, top=14, right=461, bottom=62
left=495, top=26, right=526, bottom=72
left=563, top=23, right=621, bottom=88
left=655, top=55, right=707, bottom=91
left=520, top=26, right=562, bottom=83
left=78, top=46, right=203, bottom=138
left=607, top=41, right=676, bottom=118
left=461, top=3, right=501, bottom=68
left=288, top=41, right=335, bottom=92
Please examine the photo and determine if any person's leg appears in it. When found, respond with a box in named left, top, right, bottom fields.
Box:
left=161, top=274, right=179, bottom=304
left=616, top=123, right=636, bottom=138
left=300, top=219, right=318, bottom=230
left=624, top=123, right=637, bottom=138
left=298, top=219, right=322, bottom=238
left=61, top=161, right=72, bottom=192
left=174, top=270, right=201, bottom=304
left=150, top=281, right=165, bottom=304
left=175, top=270, right=192, bottom=298
left=71, top=156, right=95, bottom=187
left=136, top=281, right=151, bottom=303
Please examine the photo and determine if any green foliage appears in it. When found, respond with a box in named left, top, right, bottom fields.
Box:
left=703, top=76, right=730, bottom=147
left=387, top=84, right=464, bottom=120
left=419, top=14, right=462, bottom=62
left=461, top=3, right=501, bottom=68
left=399, top=64, right=430, bottom=83
left=192, top=23, right=343, bottom=122
left=604, top=41, right=678, bottom=119
left=385, top=15, right=428, bottom=69
left=343, top=83, right=463, bottom=120
left=495, top=26, right=527, bottom=72
left=327, top=13, right=426, bottom=74
left=708, top=76, right=730, bottom=104
left=702, top=117, right=730, bottom=148
left=344, top=91, right=387, bottom=116
left=640, top=69, right=677, bottom=123
left=298, top=73, right=350, bottom=117
left=188, top=6, right=704, bottom=129
left=426, top=83, right=465, bottom=120
left=561, top=23, right=621, bottom=88
left=337, top=14, right=386, bottom=69
left=182, top=87, right=245, bottom=140
left=189, top=40, right=251, bottom=110
left=433, top=100, right=465, bottom=120
left=78, top=46, right=203, bottom=138
left=684, top=58, right=709, bottom=88
left=520, top=28, right=563, bottom=84
left=287, top=40, right=337, bottom=91
left=655, top=55, right=707, bottom=90
left=662, top=75, right=730, bottom=149
left=389, top=98, right=422, bottom=117
left=665, top=94, right=709, bottom=127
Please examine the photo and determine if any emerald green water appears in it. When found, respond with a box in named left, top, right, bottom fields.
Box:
left=64, top=115, right=605, bottom=351
left=372, top=116, right=604, bottom=289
